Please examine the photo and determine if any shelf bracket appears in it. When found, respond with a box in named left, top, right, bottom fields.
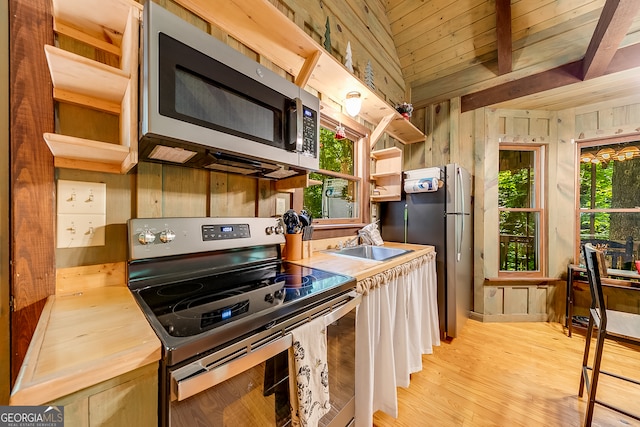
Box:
left=370, top=113, right=395, bottom=149
left=295, top=49, right=321, bottom=88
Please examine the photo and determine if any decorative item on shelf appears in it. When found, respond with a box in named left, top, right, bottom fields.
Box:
left=345, top=41, right=354, bottom=73
left=395, top=102, right=413, bottom=119
left=335, top=123, right=346, bottom=140
left=323, top=17, right=331, bottom=51
left=345, top=91, right=362, bottom=117
left=364, top=60, right=375, bottom=90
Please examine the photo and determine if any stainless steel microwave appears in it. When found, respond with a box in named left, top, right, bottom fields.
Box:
left=140, top=1, right=319, bottom=179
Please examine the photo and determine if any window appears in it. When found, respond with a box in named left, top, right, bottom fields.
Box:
left=303, top=116, right=366, bottom=224
left=498, top=145, right=545, bottom=275
left=578, top=138, right=640, bottom=270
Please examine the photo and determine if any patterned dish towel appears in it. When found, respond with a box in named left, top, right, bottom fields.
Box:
left=289, top=316, right=331, bottom=427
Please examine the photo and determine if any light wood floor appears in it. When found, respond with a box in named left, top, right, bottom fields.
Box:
left=373, top=320, right=640, bottom=427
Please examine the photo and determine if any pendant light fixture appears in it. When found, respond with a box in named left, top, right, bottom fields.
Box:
left=345, top=91, right=362, bottom=117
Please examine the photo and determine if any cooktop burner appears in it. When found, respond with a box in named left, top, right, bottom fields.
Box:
left=134, top=263, right=351, bottom=339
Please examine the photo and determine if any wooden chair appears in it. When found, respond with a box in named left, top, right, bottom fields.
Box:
left=579, top=243, right=640, bottom=426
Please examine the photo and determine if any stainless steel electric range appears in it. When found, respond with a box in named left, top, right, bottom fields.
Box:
left=127, top=217, right=358, bottom=427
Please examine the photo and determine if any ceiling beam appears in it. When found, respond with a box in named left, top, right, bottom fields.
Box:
left=582, top=0, right=640, bottom=80
left=496, top=0, right=512, bottom=75
left=460, top=43, right=640, bottom=112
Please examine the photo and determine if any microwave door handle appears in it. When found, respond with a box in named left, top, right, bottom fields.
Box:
left=288, top=98, right=303, bottom=152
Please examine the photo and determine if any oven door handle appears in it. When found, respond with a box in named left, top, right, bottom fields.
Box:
left=323, top=291, right=361, bottom=326
left=173, top=333, right=292, bottom=402
left=172, top=291, right=361, bottom=402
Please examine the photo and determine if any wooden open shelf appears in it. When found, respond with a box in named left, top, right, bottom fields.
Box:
left=43, top=133, right=131, bottom=174
left=174, top=0, right=425, bottom=146
left=371, top=193, right=402, bottom=202
left=44, top=0, right=142, bottom=174
left=45, top=46, right=129, bottom=110
left=370, top=147, right=402, bottom=202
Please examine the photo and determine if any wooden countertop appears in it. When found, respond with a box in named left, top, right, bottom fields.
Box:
left=291, top=242, right=435, bottom=281
left=10, top=286, right=161, bottom=406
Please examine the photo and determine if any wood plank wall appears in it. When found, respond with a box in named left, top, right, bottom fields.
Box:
left=9, top=0, right=56, bottom=384
left=275, top=0, right=405, bottom=105
left=478, top=108, right=558, bottom=321
left=474, top=96, right=640, bottom=322
left=53, top=0, right=407, bottom=263
left=1, top=0, right=9, bottom=404
left=399, top=102, right=474, bottom=174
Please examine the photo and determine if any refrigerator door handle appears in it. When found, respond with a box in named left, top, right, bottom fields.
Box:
left=457, top=167, right=464, bottom=261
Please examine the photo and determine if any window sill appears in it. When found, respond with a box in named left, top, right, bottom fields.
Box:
left=485, top=277, right=559, bottom=285
left=308, top=223, right=367, bottom=240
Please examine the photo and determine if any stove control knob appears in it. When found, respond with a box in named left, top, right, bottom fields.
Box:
left=265, top=226, right=275, bottom=235
left=160, top=229, right=176, bottom=243
left=138, top=230, right=156, bottom=245
left=264, top=293, right=274, bottom=303
left=274, top=224, right=285, bottom=235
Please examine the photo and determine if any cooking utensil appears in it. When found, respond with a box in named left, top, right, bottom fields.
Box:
left=299, top=209, right=313, bottom=240
left=299, top=211, right=310, bottom=227
left=299, top=209, right=311, bottom=225
left=283, top=209, right=300, bottom=234
left=302, top=225, right=314, bottom=241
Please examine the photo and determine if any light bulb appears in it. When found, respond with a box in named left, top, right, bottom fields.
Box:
left=345, top=91, right=362, bottom=117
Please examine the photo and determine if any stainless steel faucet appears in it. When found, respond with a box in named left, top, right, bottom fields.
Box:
left=339, top=235, right=360, bottom=249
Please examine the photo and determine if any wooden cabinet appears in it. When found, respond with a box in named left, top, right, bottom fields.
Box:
left=370, top=147, right=402, bottom=202
left=44, top=0, right=142, bottom=173
left=48, top=363, right=158, bottom=427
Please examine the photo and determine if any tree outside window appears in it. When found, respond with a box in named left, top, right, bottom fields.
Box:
left=303, top=126, right=360, bottom=221
left=578, top=139, right=640, bottom=270
left=498, top=146, right=544, bottom=275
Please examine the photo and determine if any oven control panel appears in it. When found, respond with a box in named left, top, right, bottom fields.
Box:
left=128, top=217, right=285, bottom=260
left=202, top=224, right=250, bottom=241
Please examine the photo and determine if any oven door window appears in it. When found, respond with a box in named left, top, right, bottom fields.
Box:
left=320, top=306, right=356, bottom=427
left=158, top=33, right=285, bottom=149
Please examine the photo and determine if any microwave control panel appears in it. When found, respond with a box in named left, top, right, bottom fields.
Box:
left=302, top=106, right=318, bottom=158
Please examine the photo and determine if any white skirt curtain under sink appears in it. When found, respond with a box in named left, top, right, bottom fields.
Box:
left=354, top=252, right=440, bottom=427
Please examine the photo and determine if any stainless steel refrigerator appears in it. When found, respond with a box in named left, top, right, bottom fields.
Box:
left=380, top=163, right=472, bottom=338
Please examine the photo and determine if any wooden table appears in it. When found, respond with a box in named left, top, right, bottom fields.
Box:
left=566, top=263, right=640, bottom=337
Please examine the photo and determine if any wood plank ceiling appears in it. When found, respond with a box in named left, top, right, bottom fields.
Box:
left=385, top=0, right=640, bottom=111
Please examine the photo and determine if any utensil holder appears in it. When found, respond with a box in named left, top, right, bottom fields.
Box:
left=284, top=233, right=303, bottom=261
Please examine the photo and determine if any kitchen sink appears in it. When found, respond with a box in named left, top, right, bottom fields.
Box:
left=326, top=245, right=413, bottom=261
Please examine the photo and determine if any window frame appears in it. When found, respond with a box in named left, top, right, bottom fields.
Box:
left=498, top=144, right=546, bottom=278
left=574, top=133, right=640, bottom=264
left=294, top=104, right=370, bottom=229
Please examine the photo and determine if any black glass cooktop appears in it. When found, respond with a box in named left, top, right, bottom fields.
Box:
left=135, top=263, right=353, bottom=338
